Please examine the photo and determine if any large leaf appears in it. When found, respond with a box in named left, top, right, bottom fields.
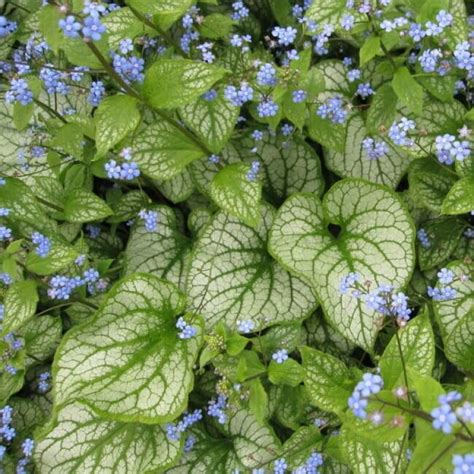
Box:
left=34, top=402, right=181, bottom=473
left=269, top=178, right=415, bottom=350
left=124, top=206, right=192, bottom=290
left=186, top=204, right=317, bottom=330
left=132, top=121, right=206, bottom=180
left=94, top=95, right=141, bottom=157
left=53, top=274, right=203, bottom=423
left=433, top=261, right=474, bottom=371
left=143, top=59, right=227, bottom=109
left=25, top=237, right=79, bottom=275
left=305, top=0, right=364, bottom=30
left=325, top=113, right=411, bottom=188
left=379, top=314, right=435, bottom=389
left=210, top=163, right=262, bottom=227
left=179, top=92, right=239, bottom=154
left=301, top=346, right=355, bottom=415
left=127, top=0, right=194, bottom=30
left=102, top=7, right=146, bottom=49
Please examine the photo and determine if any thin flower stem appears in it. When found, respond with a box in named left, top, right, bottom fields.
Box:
left=394, top=329, right=412, bottom=403
left=34, top=99, right=68, bottom=124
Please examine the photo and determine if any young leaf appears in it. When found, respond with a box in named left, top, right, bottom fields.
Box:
left=268, top=359, right=304, bottom=387
left=25, top=238, right=78, bottom=275
left=179, top=92, right=239, bottom=154
left=441, top=176, right=474, bottom=215
left=209, top=163, right=262, bottom=228
left=132, top=121, right=206, bottom=180
left=186, top=204, right=317, bottom=330
left=94, top=95, right=140, bottom=157
left=391, top=67, right=423, bottom=116
left=64, top=189, right=113, bottom=223
left=366, top=84, right=398, bottom=133
left=3, top=280, right=38, bottom=333
left=53, top=274, right=203, bottom=423
left=325, top=113, right=411, bottom=188
left=34, top=402, right=181, bottom=473
left=301, top=346, right=355, bottom=414
left=433, top=261, right=474, bottom=371
left=143, top=59, right=227, bottom=109
left=379, top=314, right=435, bottom=390
left=360, top=36, right=381, bottom=65
left=269, top=179, right=415, bottom=350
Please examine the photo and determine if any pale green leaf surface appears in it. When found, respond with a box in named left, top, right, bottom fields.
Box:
left=35, top=402, right=181, bottom=474
left=269, top=179, right=415, bottom=350
left=53, top=274, right=202, bottom=423
left=186, top=204, right=317, bottom=330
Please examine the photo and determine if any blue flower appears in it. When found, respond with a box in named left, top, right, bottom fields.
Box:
left=88, top=81, right=105, bottom=106
left=59, top=15, right=82, bottom=38
left=138, top=209, right=159, bottom=232
left=357, top=82, right=374, bottom=98
left=274, top=458, right=288, bottom=474
left=257, top=99, right=279, bottom=118
left=339, top=272, right=360, bottom=294
left=5, top=79, right=33, bottom=106
left=207, top=394, right=228, bottom=424
left=82, top=15, right=106, bottom=41
left=452, top=454, right=474, bottom=474
left=437, top=268, right=454, bottom=285
left=237, top=319, right=255, bottom=333
left=224, top=82, right=253, bottom=106
left=272, top=26, right=297, bottom=46
left=247, top=160, right=260, bottom=181
left=0, top=16, right=17, bottom=37
left=231, top=1, right=249, bottom=21
left=388, top=118, right=415, bottom=147
left=0, top=225, right=12, bottom=241
left=176, top=317, right=197, bottom=339
left=31, top=232, right=51, bottom=257
left=292, top=89, right=307, bottom=103
left=431, top=403, right=457, bottom=434
left=256, top=63, right=277, bottom=87
left=317, top=95, right=347, bottom=124
left=347, top=68, right=361, bottom=82
left=272, top=349, right=289, bottom=364
left=340, top=14, right=355, bottom=30
left=362, top=138, right=388, bottom=160
left=417, top=228, right=431, bottom=248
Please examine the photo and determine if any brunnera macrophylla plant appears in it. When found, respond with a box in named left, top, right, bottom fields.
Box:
left=0, top=0, right=473, bottom=471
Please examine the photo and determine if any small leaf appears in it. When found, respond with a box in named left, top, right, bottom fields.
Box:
left=391, top=67, right=423, bottom=116
left=380, top=314, right=435, bottom=390
left=3, top=281, right=38, bottom=333
left=210, top=163, right=262, bottom=227
left=268, top=359, right=304, bottom=387
left=360, top=36, right=381, bottom=65
left=301, top=346, right=355, bottom=414
left=199, top=13, right=234, bottom=39
left=94, top=95, right=140, bottom=157
left=143, top=59, right=227, bottom=109
left=132, top=121, right=206, bottom=180
left=64, top=189, right=113, bottom=223
left=366, top=84, right=398, bottom=133
left=441, top=176, right=474, bottom=215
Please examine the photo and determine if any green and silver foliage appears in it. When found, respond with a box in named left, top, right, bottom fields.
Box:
left=0, top=0, right=473, bottom=472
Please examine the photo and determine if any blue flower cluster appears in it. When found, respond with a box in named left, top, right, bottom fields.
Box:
left=166, top=408, right=202, bottom=441
left=2, top=333, right=24, bottom=375
left=59, top=0, right=108, bottom=41
left=388, top=118, right=416, bottom=147
left=0, top=16, right=17, bottom=38
left=40, top=66, right=70, bottom=95
left=429, top=390, right=473, bottom=434
left=417, top=228, right=431, bottom=248
left=452, top=454, right=474, bottom=474
left=0, top=405, right=35, bottom=472
left=176, top=317, right=197, bottom=339
left=247, top=160, right=260, bottom=181
left=105, top=160, right=140, bottom=181
left=31, top=232, right=51, bottom=258
left=257, top=99, right=279, bottom=118
left=112, top=53, right=145, bottom=84
left=348, top=373, right=384, bottom=419
left=427, top=268, right=458, bottom=301
left=38, top=371, right=51, bottom=393
left=256, top=63, right=277, bottom=87
left=434, top=134, right=470, bottom=165
left=207, top=394, right=228, bottom=424
left=138, top=209, right=159, bottom=232
left=272, top=26, right=297, bottom=46
left=316, top=95, right=347, bottom=124
left=48, top=267, right=101, bottom=300
left=295, top=451, right=324, bottom=473
left=0, top=225, right=12, bottom=241
left=362, top=138, right=388, bottom=160
left=237, top=319, right=255, bottom=333
left=272, top=349, right=289, bottom=364
left=88, top=81, right=105, bottom=106
left=231, top=1, right=249, bottom=21
left=224, top=83, right=254, bottom=107
left=5, top=79, right=33, bottom=106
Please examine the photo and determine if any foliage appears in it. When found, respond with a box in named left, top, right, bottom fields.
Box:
left=0, top=0, right=473, bottom=472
